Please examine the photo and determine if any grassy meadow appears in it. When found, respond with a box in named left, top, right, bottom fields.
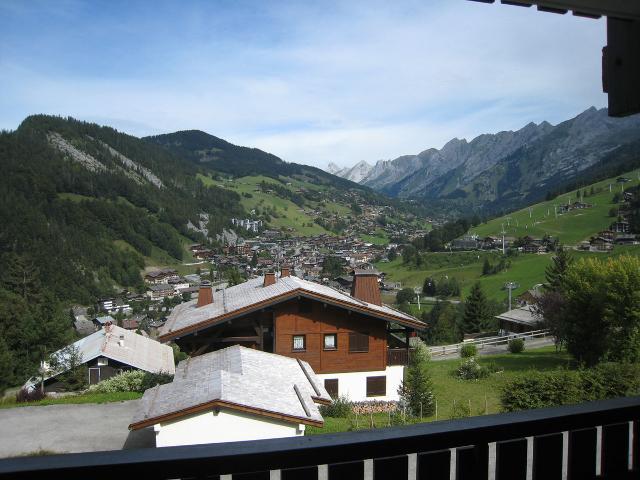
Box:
left=198, top=173, right=342, bottom=236
left=470, top=172, right=640, bottom=245
left=307, top=345, right=571, bottom=435
left=377, top=245, right=640, bottom=303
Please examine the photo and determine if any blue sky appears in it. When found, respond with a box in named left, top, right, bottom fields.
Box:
left=0, top=0, right=606, bottom=168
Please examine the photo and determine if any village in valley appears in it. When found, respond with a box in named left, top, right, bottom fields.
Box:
left=3, top=1, right=640, bottom=476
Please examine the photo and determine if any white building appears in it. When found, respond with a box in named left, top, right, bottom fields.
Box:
left=129, top=345, right=331, bottom=447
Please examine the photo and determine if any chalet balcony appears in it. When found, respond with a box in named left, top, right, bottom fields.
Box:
left=387, top=347, right=412, bottom=366
left=1, top=396, right=638, bottom=480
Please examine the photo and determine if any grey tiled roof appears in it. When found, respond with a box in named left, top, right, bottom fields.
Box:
left=496, top=306, right=543, bottom=327
left=160, top=275, right=423, bottom=338
left=26, top=325, right=175, bottom=388
left=130, top=345, right=330, bottom=428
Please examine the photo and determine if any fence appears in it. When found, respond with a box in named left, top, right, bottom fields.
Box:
left=428, top=329, right=551, bottom=357
left=1, top=396, right=638, bottom=479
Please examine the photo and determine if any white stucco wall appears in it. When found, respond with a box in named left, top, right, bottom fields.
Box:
left=317, top=366, right=405, bottom=402
left=154, top=408, right=305, bottom=447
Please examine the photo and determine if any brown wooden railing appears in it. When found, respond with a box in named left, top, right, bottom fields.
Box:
left=1, top=396, right=639, bottom=480
left=387, top=348, right=411, bottom=366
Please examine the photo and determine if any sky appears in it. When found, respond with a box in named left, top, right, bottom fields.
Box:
left=0, top=0, right=607, bottom=169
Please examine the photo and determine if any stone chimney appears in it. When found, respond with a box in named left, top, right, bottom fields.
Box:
left=264, top=271, right=276, bottom=287
left=281, top=265, right=290, bottom=278
left=350, top=269, right=382, bottom=306
left=197, top=281, right=213, bottom=308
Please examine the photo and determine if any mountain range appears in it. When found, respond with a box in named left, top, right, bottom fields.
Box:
left=327, top=107, right=640, bottom=214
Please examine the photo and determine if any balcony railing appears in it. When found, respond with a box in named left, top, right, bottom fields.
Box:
left=1, top=396, right=638, bottom=480
left=387, top=348, right=412, bottom=366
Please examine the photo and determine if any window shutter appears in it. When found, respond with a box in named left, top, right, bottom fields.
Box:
left=366, top=376, right=386, bottom=397
left=349, top=332, right=369, bottom=352
left=324, top=378, right=339, bottom=398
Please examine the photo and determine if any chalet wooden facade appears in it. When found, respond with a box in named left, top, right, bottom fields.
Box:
left=159, top=269, right=425, bottom=401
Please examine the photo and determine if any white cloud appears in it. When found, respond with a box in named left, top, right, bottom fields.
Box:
left=0, top=1, right=607, bottom=168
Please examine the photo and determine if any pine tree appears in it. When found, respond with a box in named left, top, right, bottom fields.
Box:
left=422, top=277, right=436, bottom=296
left=482, top=257, right=492, bottom=275
left=544, top=245, right=573, bottom=292
left=462, top=282, right=490, bottom=334
left=0, top=336, right=14, bottom=392
left=398, top=340, right=435, bottom=417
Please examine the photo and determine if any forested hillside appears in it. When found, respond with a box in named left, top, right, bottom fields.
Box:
left=145, top=129, right=382, bottom=194
left=0, top=116, right=245, bottom=304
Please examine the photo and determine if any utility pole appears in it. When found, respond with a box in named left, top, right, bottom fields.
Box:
left=500, top=223, right=506, bottom=255
left=504, top=282, right=519, bottom=311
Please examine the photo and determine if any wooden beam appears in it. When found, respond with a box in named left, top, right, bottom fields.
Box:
left=218, top=336, right=260, bottom=343
left=191, top=344, right=210, bottom=356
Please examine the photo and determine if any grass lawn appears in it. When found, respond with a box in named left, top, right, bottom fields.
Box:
left=0, top=391, right=142, bottom=409
left=307, top=345, right=571, bottom=435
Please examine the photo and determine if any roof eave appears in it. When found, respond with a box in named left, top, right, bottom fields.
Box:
left=159, top=288, right=425, bottom=342
left=129, top=399, right=323, bottom=431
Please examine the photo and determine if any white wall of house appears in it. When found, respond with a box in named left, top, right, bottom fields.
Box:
left=154, top=408, right=305, bottom=447
left=317, top=366, right=404, bottom=402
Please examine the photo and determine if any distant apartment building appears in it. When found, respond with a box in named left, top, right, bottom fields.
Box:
left=231, top=218, right=263, bottom=232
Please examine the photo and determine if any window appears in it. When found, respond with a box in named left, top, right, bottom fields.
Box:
left=349, top=332, right=369, bottom=352
left=323, top=333, right=337, bottom=350
left=366, top=376, right=386, bottom=397
left=97, top=357, right=108, bottom=366
left=324, top=379, right=339, bottom=398
left=292, top=335, right=306, bottom=351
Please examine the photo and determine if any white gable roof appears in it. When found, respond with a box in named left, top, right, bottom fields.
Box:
left=130, top=345, right=329, bottom=429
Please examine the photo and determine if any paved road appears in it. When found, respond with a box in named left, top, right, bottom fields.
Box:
left=0, top=400, right=154, bottom=458
left=430, top=337, right=556, bottom=361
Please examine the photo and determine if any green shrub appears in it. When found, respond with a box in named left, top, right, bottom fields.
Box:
left=501, top=370, right=582, bottom=412
left=319, top=396, right=352, bottom=418
left=88, top=370, right=173, bottom=394
left=460, top=343, right=477, bottom=358
left=508, top=338, right=525, bottom=353
left=449, top=400, right=471, bottom=419
left=456, top=357, right=489, bottom=380
left=500, top=364, right=640, bottom=413
left=579, top=363, right=640, bottom=401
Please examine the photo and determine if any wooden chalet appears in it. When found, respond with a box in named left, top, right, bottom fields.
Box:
left=159, top=268, right=425, bottom=401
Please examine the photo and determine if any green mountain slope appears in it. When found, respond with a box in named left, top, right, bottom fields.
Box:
left=469, top=171, right=640, bottom=245
left=145, top=129, right=364, bottom=191
left=376, top=169, right=640, bottom=307
left=0, top=115, right=245, bottom=303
